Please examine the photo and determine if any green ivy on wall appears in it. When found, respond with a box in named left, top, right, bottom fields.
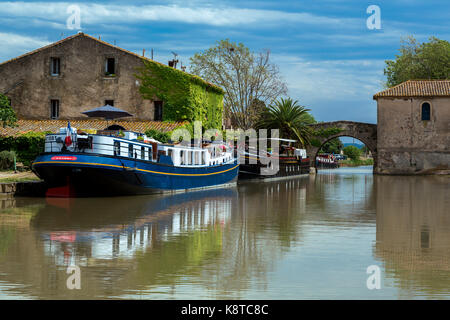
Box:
left=136, top=60, right=224, bottom=130
left=310, top=138, right=322, bottom=147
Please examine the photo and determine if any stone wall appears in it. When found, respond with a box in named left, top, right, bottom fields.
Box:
left=306, top=121, right=378, bottom=172
left=0, top=34, right=156, bottom=120
left=376, top=97, right=450, bottom=174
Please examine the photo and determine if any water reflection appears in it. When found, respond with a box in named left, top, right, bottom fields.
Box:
left=374, top=175, right=450, bottom=298
left=0, top=169, right=449, bottom=299
left=0, top=178, right=311, bottom=299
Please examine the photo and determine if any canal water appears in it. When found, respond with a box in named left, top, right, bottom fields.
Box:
left=0, top=166, right=449, bottom=299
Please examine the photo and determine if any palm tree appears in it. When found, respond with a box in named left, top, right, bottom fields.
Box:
left=257, top=98, right=312, bottom=147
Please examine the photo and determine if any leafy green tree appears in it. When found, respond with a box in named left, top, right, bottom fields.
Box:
left=257, top=98, right=312, bottom=147
left=190, top=39, right=287, bottom=129
left=384, top=36, right=450, bottom=87
left=361, top=145, right=370, bottom=157
left=320, top=138, right=343, bottom=154
left=300, top=111, right=316, bottom=125
left=343, top=145, right=362, bottom=161
left=0, top=94, right=17, bottom=128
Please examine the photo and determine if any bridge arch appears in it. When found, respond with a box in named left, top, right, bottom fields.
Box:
left=306, top=121, right=377, bottom=171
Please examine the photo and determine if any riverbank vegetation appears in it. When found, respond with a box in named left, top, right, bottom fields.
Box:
left=343, top=145, right=361, bottom=161
left=339, top=145, right=373, bottom=166
left=0, top=132, right=47, bottom=168
left=0, top=151, right=16, bottom=171
left=339, top=158, right=374, bottom=167
left=0, top=170, right=40, bottom=183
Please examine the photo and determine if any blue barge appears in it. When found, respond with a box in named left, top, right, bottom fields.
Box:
left=32, top=126, right=239, bottom=197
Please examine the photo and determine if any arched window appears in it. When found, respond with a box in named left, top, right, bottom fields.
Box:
left=421, top=102, right=431, bottom=121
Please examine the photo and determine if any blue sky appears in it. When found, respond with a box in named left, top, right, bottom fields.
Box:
left=0, top=0, right=449, bottom=124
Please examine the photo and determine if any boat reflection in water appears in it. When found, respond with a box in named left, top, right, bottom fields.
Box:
left=0, top=178, right=309, bottom=299
left=34, top=188, right=235, bottom=268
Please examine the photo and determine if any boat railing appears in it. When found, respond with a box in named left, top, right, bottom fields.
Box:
left=45, top=139, right=113, bottom=153
left=44, top=135, right=156, bottom=160
left=44, top=134, right=235, bottom=166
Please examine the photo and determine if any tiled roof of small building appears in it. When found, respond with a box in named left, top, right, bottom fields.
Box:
left=0, top=119, right=186, bottom=137
left=373, top=80, right=450, bottom=99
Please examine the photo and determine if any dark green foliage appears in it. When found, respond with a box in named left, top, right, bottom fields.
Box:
left=319, top=138, right=343, bottom=154
left=0, top=150, right=16, bottom=170
left=384, top=36, right=450, bottom=87
left=145, top=129, right=171, bottom=143
left=310, top=138, right=322, bottom=147
left=257, top=98, right=312, bottom=147
left=300, top=112, right=317, bottom=125
left=0, top=132, right=48, bottom=167
left=311, top=127, right=342, bottom=138
left=343, top=145, right=362, bottom=161
left=0, top=93, right=17, bottom=128
left=136, top=60, right=224, bottom=130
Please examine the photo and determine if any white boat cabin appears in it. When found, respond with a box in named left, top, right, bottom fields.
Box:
left=44, top=128, right=234, bottom=167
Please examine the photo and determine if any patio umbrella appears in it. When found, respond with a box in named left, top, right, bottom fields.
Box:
left=82, top=105, right=133, bottom=129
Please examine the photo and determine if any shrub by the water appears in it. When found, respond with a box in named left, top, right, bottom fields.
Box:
left=0, top=132, right=48, bottom=167
left=0, top=150, right=16, bottom=170
left=343, top=145, right=362, bottom=161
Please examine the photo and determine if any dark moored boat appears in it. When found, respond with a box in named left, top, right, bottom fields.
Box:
left=239, top=138, right=310, bottom=180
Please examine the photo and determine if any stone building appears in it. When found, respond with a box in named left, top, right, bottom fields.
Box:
left=373, top=80, right=450, bottom=174
left=0, top=32, right=222, bottom=125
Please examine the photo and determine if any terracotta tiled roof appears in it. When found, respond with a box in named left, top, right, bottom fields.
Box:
left=0, top=119, right=187, bottom=137
left=0, top=32, right=223, bottom=93
left=373, top=80, right=450, bottom=99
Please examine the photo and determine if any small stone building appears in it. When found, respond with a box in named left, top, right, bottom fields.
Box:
left=373, top=80, right=450, bottom=174
left=0, top=32, right=222, bottom=125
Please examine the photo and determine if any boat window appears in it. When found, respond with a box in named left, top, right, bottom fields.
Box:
left=190, top=151, right=194, bottom=165
left=114, top=141, right=120, bottom=156
left=128, top=144, right=133, bottom=158
left=168, top=149, right=173, bottom=159
left=180, top=150, right=184, bottom=165
left=141, top=146, right=145, bottom=160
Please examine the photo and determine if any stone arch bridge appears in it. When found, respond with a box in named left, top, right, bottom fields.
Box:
left=305, top=121, right=378, bottom=171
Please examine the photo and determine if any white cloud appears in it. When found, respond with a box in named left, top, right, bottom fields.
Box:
left=0, top=2, right=358, bottom=27
left=0, top=32, right=50, bottom=62
left=273, top=54, right=385, bottom=122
